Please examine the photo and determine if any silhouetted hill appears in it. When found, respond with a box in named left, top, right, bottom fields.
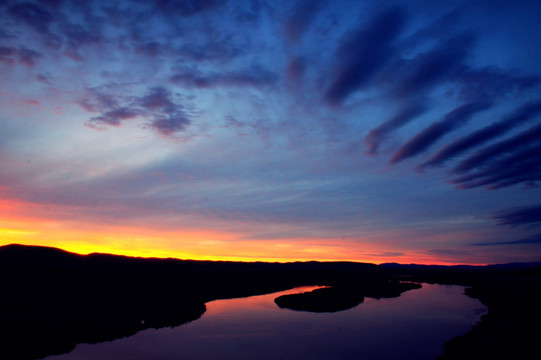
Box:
left=2, top=244, right=540, bottom=359
left=0, top=244, right=384, bottom=360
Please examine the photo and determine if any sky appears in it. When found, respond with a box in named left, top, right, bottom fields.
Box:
left=1, top=0, right=541, bottom=265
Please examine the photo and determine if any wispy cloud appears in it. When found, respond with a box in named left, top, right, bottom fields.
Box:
left=390, top=101, right=491, bottom=163
left=324, top=7, right=405, bottom=105
left=284, top=0, right=324, bottom=42
left=84, top=86, right=192, bottom=135
left=471, top=233, right=541, bottom=246
left=490, top=204, right=541, bottom=227
left=393, top=33, right=475, bottom=98
left=422, top=100, right=541, bottom=168
left=170, top=65, right=278, bottom=88
left=365, top=104, right=426, bottom=155
left=453, top=122, right=541, bottom=174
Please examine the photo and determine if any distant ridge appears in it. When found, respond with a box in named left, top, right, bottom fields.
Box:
left=0, top=243, right=375, bottom=267
left=4, top=243, right=540, bottom=268
left=1, top=243, right=541, bottom=360
left=381, top=262, right=541, bottom=269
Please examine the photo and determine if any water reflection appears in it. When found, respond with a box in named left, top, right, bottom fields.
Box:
left=45, top=284, right=486, bottom=360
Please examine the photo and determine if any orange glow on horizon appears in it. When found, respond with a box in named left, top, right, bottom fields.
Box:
left=0, top=198, right=488, bottom=266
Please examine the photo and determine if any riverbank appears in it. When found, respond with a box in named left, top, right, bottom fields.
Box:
left=1, top=244, right=540, bottom=360
left=437, top=279, right=541, bottom=359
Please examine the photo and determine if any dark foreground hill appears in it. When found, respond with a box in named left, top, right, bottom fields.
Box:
left=0, top=244, right=385, bottom=360
left=1, top=244, right=540, bottom=360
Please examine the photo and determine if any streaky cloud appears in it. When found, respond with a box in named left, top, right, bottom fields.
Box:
left=394, top=33, right=475, bottom=98
left=285, top=0, right=324, bottom=42
left=490, top=204, right=541, bottom=227
left=451, top=143, right=541, bottom=189
left=452, top=66, right=541, bottom=102
left=155, top=0, right=220, bottom=17
left=390, top=101, right=491, bottom=164
left=7, top=2, right=53, bottom=34
left=170, top=65, right=278, bottom=88
left=0, top=46, right=42, bottom=67
left=422, top=100, right=541, bottom=168
left=453, top=122, right=541, bottom=173
left=364, top=103, right=426, bottom=155
left=324, top=7, right=405, bottom=105
left=471, top=233, right=541, bottom=246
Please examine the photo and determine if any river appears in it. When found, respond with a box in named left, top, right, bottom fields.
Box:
left=45, top=283, right=486, bottom=360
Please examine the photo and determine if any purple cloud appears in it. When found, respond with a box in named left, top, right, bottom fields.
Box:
left=0, top=46, right=15, bottom=65
left=0, top=46, right=42, bottom=67
left=453, top=122, right=541, bottom=174
left=84, top=87, right=192, bottom=135
left=393, top=34, right=475, bottom=98
left=490, top=204, right=541, bottom=227
left=324, top=7, right=405, bottom=105
left=422, top=100, right=541, bottom=169
left=90, top=108, right=140, bottom=127
left=390, top=101, right=491, bottom=164
left=151, top=116, right=191, bottom=136
left=364, top=104, right=426, bottom=155
left=8, top=2, right=54, bottom=34
left=471, top=233, right=541, bottom=246
left=285, top=0, right=323, bottom=42
left=170, top=65, right=278, bottom=88
left=286, top=56, right=307, bottom=84
left=451, top=147, right=541, bottom=189
left=155, top=0, right=220, bottom=17
left=138, top=87, right=177, bottom=111
left=451, top=66, right=541, bottom=102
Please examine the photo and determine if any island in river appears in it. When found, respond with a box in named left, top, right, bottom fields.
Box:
left=1, top=244, right=540, bottom=360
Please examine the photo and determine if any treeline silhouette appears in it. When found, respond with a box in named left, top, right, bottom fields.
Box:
left=0, top=244, right=385, bottom=359
left=381, top=262, right=541, bottom=360
left=1, top=244, right=540, bottom=359
left=275, top=282, right=422, bottom=312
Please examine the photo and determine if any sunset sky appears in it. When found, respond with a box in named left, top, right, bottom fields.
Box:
left=1, top=0, right=541, bottom=264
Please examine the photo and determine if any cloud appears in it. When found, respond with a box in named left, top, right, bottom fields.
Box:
left=7, top=2, right=54, bottom=34
left=425, top=248, right=469, bottom=255
left=422, top=100, right=541, bottom=168
left=453, top=122, right=541, bottom=173
left=365, top=104, right=427, bottom=155
left=84, top=86, right=192, bottom=135
left=0, top=28, right=15, bottom=39
left=138, top=87, right=177, bottom=111
left=286, top=56, right=307, bottom=84
left=399, top=8, right=463, bottom=49
left=90, top=108, right=140, bottom=127
left=393, top=33, right=475, bottom=98
left=471, top=233, right=541, bottom=246
left=324, top=7, right=405, bottom=105
left=60, top=22, right=102, bottom=52
left=490, top=204, right=541, bottom=227
left=0, top=46, right=42, bottom=67
left=390, top=101, right=491, bottom=164
left=451, top=66, right=541, bottom=102
left=170, top=65, right=278, bottom=88
left=151, top=116, right=191, bottom=135
left=136, top=42, right=166, bottom=57
left=0, top=46, right=15, bottom=65
left=284, top=0, right=323, bottom=42
left=155, top=0, right=220, bottom=17
left=451, top=143, right=541, bottom=189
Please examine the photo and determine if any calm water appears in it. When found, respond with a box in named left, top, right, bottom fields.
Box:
left=45, top=284, right=486, bottom=360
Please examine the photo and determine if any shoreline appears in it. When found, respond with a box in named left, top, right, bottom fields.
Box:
left=1, top=244, right=540, bottom=360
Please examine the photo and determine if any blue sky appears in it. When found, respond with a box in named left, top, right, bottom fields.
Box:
left=1, top=0, right=540, bottom=264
